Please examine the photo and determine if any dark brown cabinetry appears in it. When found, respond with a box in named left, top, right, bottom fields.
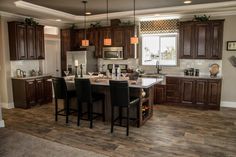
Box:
left=12, top=76, right=52, bottom=109
left=165, top=76, right=222, bottom=110
left=166, top=77, right=181, bottom=103
left=179, top=20, right=224, bottom=59
left=181, top=79, right=195, bottom=104
left=8, top=21, right=45, bottom=60
left=35, top=25, right=45, bottom=59
left=154, top=84, right=166, bottom=104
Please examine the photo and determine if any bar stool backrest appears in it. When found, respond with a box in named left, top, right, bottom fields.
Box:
left=75, top=78, right=92, bottom=103
left=52, top=77, right=68, bottom=99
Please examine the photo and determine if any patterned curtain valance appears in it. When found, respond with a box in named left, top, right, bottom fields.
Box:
left=140, top=19, right=179, bottom=34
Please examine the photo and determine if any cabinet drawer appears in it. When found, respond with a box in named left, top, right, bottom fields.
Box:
left=166, top=84, right=179, bottom=91
left=166, top=77, right=180, bottom=84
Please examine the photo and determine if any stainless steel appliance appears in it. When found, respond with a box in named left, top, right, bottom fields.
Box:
left=67, top=46, right=97, bottom=75
left=103, top=47, right=123, bottom=59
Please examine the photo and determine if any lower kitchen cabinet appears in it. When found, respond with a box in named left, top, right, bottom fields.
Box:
left=154, top=84, right=166, bottom=104
left=165, top=76, right=222, bottom=110
left=12, top=76, right=52, bottom=109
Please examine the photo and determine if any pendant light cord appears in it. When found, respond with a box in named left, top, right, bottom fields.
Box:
left=134, top=0, right=135, bottom=26
left=107, top=0, right=109, bottom=26
left=83, top=1, right=87, bottom=39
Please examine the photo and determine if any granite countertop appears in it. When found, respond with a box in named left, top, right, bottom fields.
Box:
left=166, top=74, right=222, bottom=79
left=65, top=76, right=163, bottom=89
left=12, top=74, right=52, bottom=80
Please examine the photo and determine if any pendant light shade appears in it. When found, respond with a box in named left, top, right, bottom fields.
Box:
left=104, top=0, right=111, bottom=46
left=131, top=0, right=138, bottom=44
left=82, top=0, right=89, bottom=47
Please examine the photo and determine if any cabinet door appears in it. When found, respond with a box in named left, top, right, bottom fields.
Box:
left=166, top=77, right=181, bottom=103
left=73, top=29, right=84, bottom=49
left=35, top=78, right=44, bottom=103
left=16, top=24, right=27, bottom=60
left=44, top=77, right=52, bottom=103
left=195, top=80, right=208, bottom=106
left=209, top=21, right=224, bottom=59
left=25, top=80, right=36, bottom=106
left=180, top=79, right=195, bottom=104
left=26, top=26, right=36, bottom=59
left=207, top=80, right=221, bottom=110
left=88, top=28, right=99, bottom=57
left=179, top=22, right=195, bottom=59
left=195, top=23, right=210, bottom=59
left=61, top=29, right=72, bottom=75
left=124, top=26, right=136, bottom=58
left=112, top=27, right=125, bottom=47
left=154, top=84, right=166, bottom=104
left=98, top=28, right=111, bottom=58
left=35, top=25, right=45, bottom=59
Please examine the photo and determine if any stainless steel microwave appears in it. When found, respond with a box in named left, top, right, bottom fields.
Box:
left=103, top=47, right=123, bottom=59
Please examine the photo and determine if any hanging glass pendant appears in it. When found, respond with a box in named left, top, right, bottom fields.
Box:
left=104, top=0, right=112, bottom=46
left=82, top=0, right=89, bottom=47
left=131, top=0, right=138, bottom=45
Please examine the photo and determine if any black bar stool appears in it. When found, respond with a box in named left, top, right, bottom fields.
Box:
left=52, top=77, right=76, bottom=124
left=109, top=80, right=140, bottom=136
left=74, top=78, right=105, bottom=128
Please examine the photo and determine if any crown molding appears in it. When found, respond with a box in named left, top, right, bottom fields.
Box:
left=6, top=1, right=236, bottom=23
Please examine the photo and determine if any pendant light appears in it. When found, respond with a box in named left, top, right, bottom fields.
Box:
left=82, top=0, right=89, bottom=47
left=104, top=0, right=112, bottom=46
left=130, top=0, right=138, bottom=44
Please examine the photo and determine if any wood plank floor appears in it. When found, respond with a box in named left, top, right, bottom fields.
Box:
left=2, top=103, right=236, bottom=157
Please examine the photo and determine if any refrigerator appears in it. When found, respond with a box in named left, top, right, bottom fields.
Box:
left=66, top=46, right=97, bottom=75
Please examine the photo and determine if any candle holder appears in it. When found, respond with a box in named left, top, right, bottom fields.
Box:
left=75, top=66, right=78, bottom=78
left=80, top=64, right=83, bottom=78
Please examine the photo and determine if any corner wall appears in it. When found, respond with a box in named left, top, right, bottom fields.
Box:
left=221, top=15, right=236, bottom=108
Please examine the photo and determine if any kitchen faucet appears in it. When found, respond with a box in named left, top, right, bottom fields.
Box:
left=156, top=60, right=162, bottom=74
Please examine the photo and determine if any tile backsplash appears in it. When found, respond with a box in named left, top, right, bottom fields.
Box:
left=10, top=60, right=41, bottom=77
left=98, top=58, right=222, bottom=76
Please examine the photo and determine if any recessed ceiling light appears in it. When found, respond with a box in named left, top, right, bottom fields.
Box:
left=184, top=1, right=192, bottom=4
left=85, top=12, right=92, bottom=15
left=55, top=19, right=62, bottom=22
left=154, top=14, right=160, bottom=16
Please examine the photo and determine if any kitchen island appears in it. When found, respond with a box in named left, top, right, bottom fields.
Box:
left=66, top=76, right=163, bottom=127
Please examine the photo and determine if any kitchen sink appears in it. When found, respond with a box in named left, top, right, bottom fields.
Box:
left=140, top=73, right=166, bottom=78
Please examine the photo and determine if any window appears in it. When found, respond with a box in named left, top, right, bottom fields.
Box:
left=141, top=33, right=177, bottom=66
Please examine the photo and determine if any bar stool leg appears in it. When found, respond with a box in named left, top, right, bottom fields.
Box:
left=119, top=107, right=122, bottom=126
left=102, top=98, right=105, bottom=122
left=66, top=98, right=69, bottom=124
left=89, top=103, right=93, bottom=129
left=127, top=107, right=130, bottom=136
left=77, top=100, right=81, bottom=126
left=55, top=99, right=58, bottom=121
left=111, top=106, right=114, bottom=133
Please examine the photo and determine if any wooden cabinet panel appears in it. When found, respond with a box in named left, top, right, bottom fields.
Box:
left=98, top=27, right=111, bottom=57
left=88, top=28, right=99, bottom=56
left=26, top=26, right=36, bottom=59
left=179, top=22, right=195, bottom=59
left=209, top=21, right=224, bottom=59
left=124, top=26, right=136, bottom=59
left=166, top=77, right=180, bottom=103
left=112, top=27, right=125, bottom=47
left=61, top=29, right=72, bottom=75
left=179, top=20, right=224, bottom=60
left=25, top=80, right=36, bottom=106
left=154, top=84, right=166, bottom=104
left=181, top=79, right=195, bottom=104
left=195, top=80, right=208, bottom=106
left=207, top=80, right=221, bottom=110
left=44, top=77, right=52, bottom=103
left=16, top=24, right=27, bottom=60
left=35, top=25, right=45, bottom=59
left=195, top=23, right=210, bottom=59
left=35, top=78, right=44, bottom=103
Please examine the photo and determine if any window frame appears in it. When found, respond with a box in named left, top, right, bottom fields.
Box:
left=140, top=33, right=179, bottom=67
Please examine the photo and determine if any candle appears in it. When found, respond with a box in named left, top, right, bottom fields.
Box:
left=74, top=60, right=79, bottom=67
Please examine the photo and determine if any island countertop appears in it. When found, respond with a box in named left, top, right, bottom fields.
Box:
left=65, top=76, right=163, bottom=89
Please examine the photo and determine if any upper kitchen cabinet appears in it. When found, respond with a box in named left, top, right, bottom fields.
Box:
left=179, top=20, right=224, bottom=60
left=124, top=26, right=136, bottom=59
left=35, top=25, right=45, bottom=59
left=112, top=27, right=125, bottom=47
left=179, top=21, right=195, bottom=59
left=8, top=21, right=45, bottom=60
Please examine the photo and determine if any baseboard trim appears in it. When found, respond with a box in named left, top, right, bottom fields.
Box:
left=221, top=101, right=236, bottom=108
left=0, top=102, right=14, bottom=109
left=0, top=120, right=5, bottom=128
